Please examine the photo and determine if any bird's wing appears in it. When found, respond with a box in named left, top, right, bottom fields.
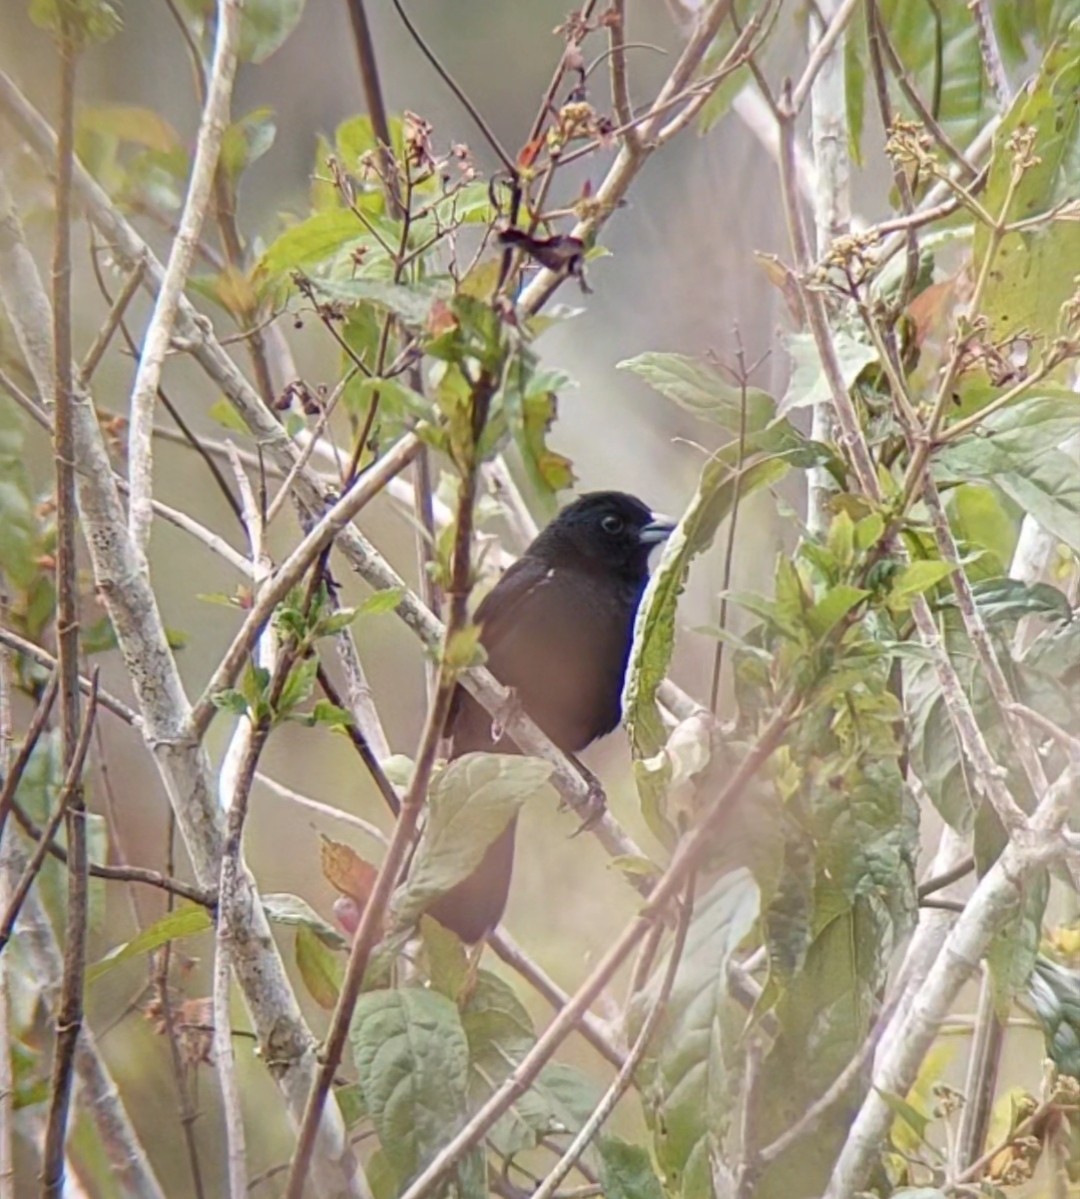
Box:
left=472, top=554, right=554, bottom=655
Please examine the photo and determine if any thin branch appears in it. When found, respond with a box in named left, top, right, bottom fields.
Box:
left=0, top=584, right=15, bottom=1199
left=388, top=0, right=516, bottom=175
left=42, top=23, right=86, bottom=1190
left=790, top=0, right=860, bottom=113
left=0, top=674, right=97, bottom=953
left=531, top=876, right=697, bottom=1199
left=953, top=969, right=1004, bottom=1172
left=969, top=0, right=1011, bottom=109
left=0, top=671, right=60, bottom=842
left=487, top=930, right=626, bottom=1072
left=917, top=856, right=975, bottom=899
left=77, top=256, right=145, bottom=384
left=0, top=630, right=135, bottom=727
left=126, top=0, right=243, bottom=558
left=8, top=798, right=214, bottom=906
left=607, top=0, right=641, bottom=154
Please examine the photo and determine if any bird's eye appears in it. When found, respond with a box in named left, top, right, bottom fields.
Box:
left=600, top=514, right=624, bottom=535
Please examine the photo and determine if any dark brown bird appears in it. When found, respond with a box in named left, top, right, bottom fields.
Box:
left=426, top=491, right=674, bottom=942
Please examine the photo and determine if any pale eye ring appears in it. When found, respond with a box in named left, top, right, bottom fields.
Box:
left=601, top=514, right=624, bottom=535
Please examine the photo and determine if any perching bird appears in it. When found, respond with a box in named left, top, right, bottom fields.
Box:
left=426, top=491, right=675, bottom=943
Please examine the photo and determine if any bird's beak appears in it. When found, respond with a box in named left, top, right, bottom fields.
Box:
left=638, top=513, right=677, bottom=546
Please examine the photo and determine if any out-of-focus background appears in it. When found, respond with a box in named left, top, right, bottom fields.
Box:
left=1, top=1, right=987, bottom=1190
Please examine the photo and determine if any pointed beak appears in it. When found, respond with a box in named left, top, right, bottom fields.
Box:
left=638, top=513, right=676, bottom=546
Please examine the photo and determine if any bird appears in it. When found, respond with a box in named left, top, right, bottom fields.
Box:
left=425, top=490, right=675, bottom=943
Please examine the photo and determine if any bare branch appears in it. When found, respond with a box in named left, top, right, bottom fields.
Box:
left=126, top=0, right=243, bottom=558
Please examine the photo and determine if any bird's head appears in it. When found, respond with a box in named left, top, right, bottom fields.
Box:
left=530, top=491, right=675, bottom=581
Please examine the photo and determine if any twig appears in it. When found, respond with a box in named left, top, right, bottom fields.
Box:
left=0, top=630, right=135, bottom=727
left=487, top=930, right=625, bottom=1071
left=126, top=0, right=242, bottom=559
left=918, top=856, right=975, bottom=899
left=155, top=799, right=209, bottom=1199
left=0, top=674, right=98, bottom=955
left=344, top=0, right=401, bottom=214
left=0, top=583, right=14, bottom=1199
left=806, top=0, right=851, bottom=533
left=607, top=0, right=641, bottom=154
left=869, top=3, right=977, bottom=179
left=77, top=256, right=144, bottom=384
left=969, top=0, right=1011, bottom=109
left=41, top=21, right=86, bottom=1190
left=531, top=876, right=697, bottom=1199
left=789, top=0, right=860, bottom=113
left=213, top=449, right=274, bottom=1199
left=752, top=974, right=908, bottom=1172
left=953, top=969, right=1003, bottom=1172
left=0, top=670, right=60, bottom=842
left=517, top=0, right=754, bottom=316
left=254, top=770, right=388, bottom=845
left=388, top=0, right=516, bottom=175
left=7, top=798, right=214, bottom=906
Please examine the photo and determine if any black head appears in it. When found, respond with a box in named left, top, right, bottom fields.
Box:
left=528, top=491, right=675, bottom=582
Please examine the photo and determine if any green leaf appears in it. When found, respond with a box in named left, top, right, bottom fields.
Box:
left=87, top=905, right=211, bottom=984
left=625, top=451, right=793, bottom=761
left=889, top=559, right=955, bottom=604
left=207, top=395, right=251, bottom=435
left=29, top=0, right=121, bottom=43
left=262, top=892, right=347, bottom=949
left=1026, top=955, right=1080, bottom=1079
left=945, top=577, right=1072, bottom=625
left=237, top=0, right=306, bottom=63
left=257, top=209, right=372, bottom=281
left=220, top=107, right=277, bottom=182
left=877, top=0, right=994, bottom=148
left=295, top=923, right=342, bottom=1009
left=876, top=1088, right=932, bottom=1143
left=77, top=104, right=180, bottom=153
left=988, top=867, right=1049, bottom=1018
left=350, top=988, right=471, bottom=1188
left=780, top=331, right=877, bottom=418
left=335, top=1082, right=366, bottom=1129
left=937, top=395, right=1080, bottom=552
left=977, top=21, right=1080, bottom=348
left=311, top=276, right=447, bottom=327
left=390, top=753, right=553, bottom=926
left=618, top=352, right=775, bottom=436
left=633, top=871, right=760, bottom=1199
left=359, top=587, right=406, bottom=616
left=0, top=403, right=37, bottom=590
left=307, top=699, right=352, bottom=729
left=806, top=584, right=870, bottom=640
left=598, top=1137, right=665, bottom=1199
left=752, top=897, right=892, bottom=1199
